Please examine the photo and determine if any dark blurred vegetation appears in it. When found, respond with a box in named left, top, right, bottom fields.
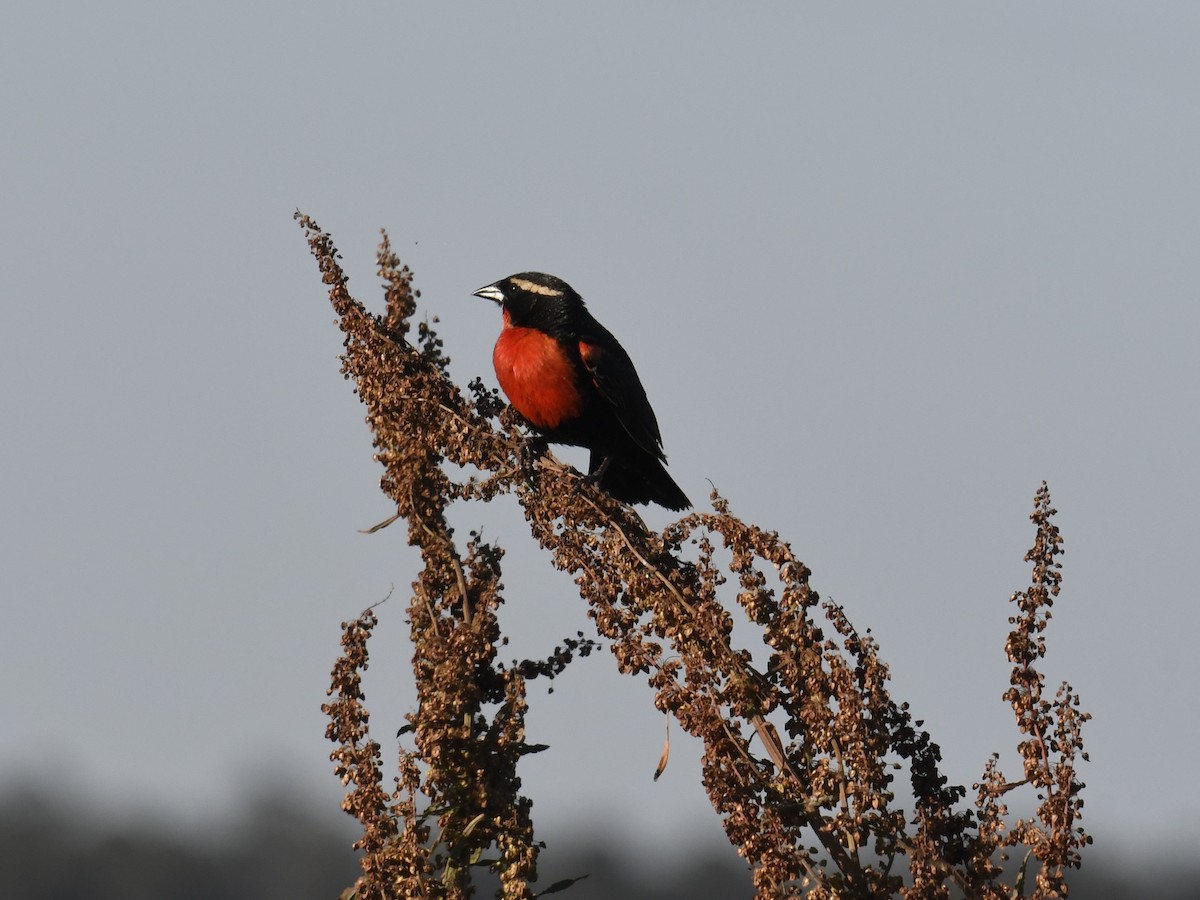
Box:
left=0, top=786, right=1195, bottom=899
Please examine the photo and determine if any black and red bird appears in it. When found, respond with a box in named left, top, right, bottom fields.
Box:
left=474, top=272, right=691, bottom=511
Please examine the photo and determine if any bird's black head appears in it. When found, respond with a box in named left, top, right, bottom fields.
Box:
left=473, top=272, right=586, bottom=333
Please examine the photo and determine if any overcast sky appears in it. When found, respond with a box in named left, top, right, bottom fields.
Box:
left=2, top=1, right=1197, bottom=870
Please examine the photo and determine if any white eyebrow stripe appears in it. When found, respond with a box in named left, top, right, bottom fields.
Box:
left=510, top=277, right=563, bottom=297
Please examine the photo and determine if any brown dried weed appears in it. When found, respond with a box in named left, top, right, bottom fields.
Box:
left=299, top=214, right=1090, bottom=899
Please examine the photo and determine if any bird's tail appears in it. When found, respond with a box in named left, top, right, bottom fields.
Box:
left=589, top=450, right=691, bottom=511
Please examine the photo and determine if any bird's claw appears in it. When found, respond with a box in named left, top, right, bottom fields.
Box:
left=519, top=436, right=548, bottom=482
left=584, top=454, right=614, bottom=486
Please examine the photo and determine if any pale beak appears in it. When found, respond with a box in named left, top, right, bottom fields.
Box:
left=472, top=283, right=505, bottom=305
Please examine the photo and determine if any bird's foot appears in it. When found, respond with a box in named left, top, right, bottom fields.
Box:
left=519, top=436, right=548, bottom=482
left=584, top=454, right=614, bottom=486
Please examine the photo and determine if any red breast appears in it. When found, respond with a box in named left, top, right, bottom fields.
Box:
left=493, top=314, right=585, bottom=430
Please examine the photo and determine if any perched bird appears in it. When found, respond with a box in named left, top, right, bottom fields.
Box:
left=473, top=272, right=691, bottom=510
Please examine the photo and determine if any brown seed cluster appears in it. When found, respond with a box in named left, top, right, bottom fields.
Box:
left=975, top=484, right=1092, bottom=898
left=299, top=213, right=1090, bottom=899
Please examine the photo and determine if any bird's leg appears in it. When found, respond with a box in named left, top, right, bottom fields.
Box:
left=585, top=453, right=614, bottom=485
left=519, top=435, right=548, bottom=482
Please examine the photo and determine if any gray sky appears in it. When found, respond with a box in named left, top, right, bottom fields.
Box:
left=3, top=1, right=1196, bottom=867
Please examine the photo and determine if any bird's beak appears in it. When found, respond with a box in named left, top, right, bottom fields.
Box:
left=472, top=283, right=505, bottom=305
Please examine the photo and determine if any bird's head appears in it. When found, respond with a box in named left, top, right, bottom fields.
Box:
left=473, top=272, right=584, bottom=331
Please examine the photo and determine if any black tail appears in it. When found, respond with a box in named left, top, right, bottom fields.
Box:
left=588, top=450, right=691, bottom=511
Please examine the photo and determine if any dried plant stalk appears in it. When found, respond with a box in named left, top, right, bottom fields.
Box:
left=299, top=214, right=1089, bottom=899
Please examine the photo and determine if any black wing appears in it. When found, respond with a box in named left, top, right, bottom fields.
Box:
left=576, top=318, right=667, bottom=462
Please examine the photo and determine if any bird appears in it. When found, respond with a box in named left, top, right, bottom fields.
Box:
left=473, top=272, right=691, bottom=511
